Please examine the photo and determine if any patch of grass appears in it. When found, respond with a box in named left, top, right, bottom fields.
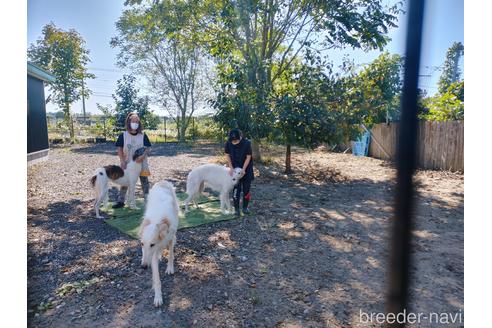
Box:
left=37, top=300, right=55, bottom=313
left=259, top=266, right=269, bottom=275
left=56, top=277, right=103, bottom=297
left=250, top=292, right=261, bottom=306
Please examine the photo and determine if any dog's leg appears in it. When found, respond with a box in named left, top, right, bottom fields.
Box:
left=219, top=192, right=228, bottom=214
left=184, top=192, right=196, bottom=213
left=128, top=181, right=137, bottom=209
left=193, top=194, right=199, bottom=209
left=225, top=190, right=232, bottom=213
left=165, top=235, right=176, bottom=275
left=151, top=252, right=163, bottom=307
left=94, top=198, right=102, bottom=218
left=94, top=192, right=104, bottom=219
left=102, top=188, right=109, bottom=209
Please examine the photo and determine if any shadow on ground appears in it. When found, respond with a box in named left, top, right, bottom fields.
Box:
left=27, top=155, right=463, bottom=327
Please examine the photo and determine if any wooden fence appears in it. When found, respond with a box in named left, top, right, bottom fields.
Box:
left=368, top=121, right=464, bottom=171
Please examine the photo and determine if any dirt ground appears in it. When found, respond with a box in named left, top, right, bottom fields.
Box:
left=27, top=142, right=464, bottom=327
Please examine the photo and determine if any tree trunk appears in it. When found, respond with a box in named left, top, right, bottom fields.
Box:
left=64, top=103, right=75, bottom=140
left=285, top=144, right=292, bottom=174
left=251, top=139, right=261, bottom=162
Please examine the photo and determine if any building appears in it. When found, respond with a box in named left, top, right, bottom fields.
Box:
left=27, top=62, right=56, bottom=165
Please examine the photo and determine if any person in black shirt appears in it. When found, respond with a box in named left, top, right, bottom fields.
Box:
left=224, top=129, right=254, bottom=216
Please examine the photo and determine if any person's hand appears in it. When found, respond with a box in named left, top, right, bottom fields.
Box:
left=135, top=155, right=145, bottom=163
left=229, top=167, right=233, bottom=176
left=120, top=161, right=127, bottom=170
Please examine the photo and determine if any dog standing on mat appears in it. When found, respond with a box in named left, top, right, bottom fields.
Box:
left=184, top=164, right=244, bottom=214
left=90, top=147, right=146, bottom=218
left=138, top=180, right=180, bottom=307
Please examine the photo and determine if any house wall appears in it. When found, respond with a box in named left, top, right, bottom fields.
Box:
left=27, top=75, right=49, bottom=155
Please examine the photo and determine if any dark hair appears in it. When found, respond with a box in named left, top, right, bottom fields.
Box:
left=125, top=112, right=143, bottom=134
left=228, top=128, right=242, bottom=142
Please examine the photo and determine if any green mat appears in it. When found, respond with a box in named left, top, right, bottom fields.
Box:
left=101, top=193, right=236, bottom=239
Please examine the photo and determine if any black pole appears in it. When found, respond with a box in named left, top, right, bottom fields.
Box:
left=385, top=0, right=425, bottom=326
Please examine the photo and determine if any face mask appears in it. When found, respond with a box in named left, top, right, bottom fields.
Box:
left=130, top=122, right=139, bottom=130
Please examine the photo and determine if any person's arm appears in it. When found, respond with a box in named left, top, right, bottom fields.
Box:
left=115, top=134, right=127, bottom=169
left=242, top=140, right=252, bottom=173
left=117, top=147, right=127, bottom=169
left=136, top=134, right=152, bottom=163
left=242, top=155, right=251, bottom=172
left=225, top=142, right=234, bottom=176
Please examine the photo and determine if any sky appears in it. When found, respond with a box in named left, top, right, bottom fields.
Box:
left=27, top=0, right=464, bottom=115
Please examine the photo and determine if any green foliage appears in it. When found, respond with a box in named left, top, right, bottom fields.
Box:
left=353, top=52, right=403, bottom=124
left=28, top=23, right=95, bottom=138
left=112, top=75, right=159, bottom=130
left=123, top=0, right=402, bottom=143
left=420, top=42, right=464, bottom=122
left=211, top=59, right=274, bottom=139
left=419, top=81, right=464, bottom=121
left=112, top=2, right=208, bottom=142
left=95, top=104, right=117, bottom=138
left=188, top=116, right=223, bottom=141
left=438, top=42, right=464, bottom=94
left=272, top=63, right=337, bottom=148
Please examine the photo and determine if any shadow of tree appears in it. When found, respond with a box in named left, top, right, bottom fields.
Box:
left=27, top=147, right=463, bottom=327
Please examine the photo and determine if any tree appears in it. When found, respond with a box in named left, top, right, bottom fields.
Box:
left=112, top=75, right=159, bottom=130
left=272, top=62, right=336, bottom=173
left=438, top=42, right=464, bottom=94
left=28, top=23, right=95, bottom=139
left=111, top=4, right=210, bottom=143
left=96, top=104, right=116, bottom=138
left=353, top=52, right=403, bottom=124
left=124, top=0, right=402, bottom=159
left=419, top=81, right=464, bottom=121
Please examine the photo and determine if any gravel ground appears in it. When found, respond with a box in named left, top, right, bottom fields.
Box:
left=27, top=142, right=464, bottom=327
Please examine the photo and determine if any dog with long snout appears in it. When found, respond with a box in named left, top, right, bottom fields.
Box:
left=91, top=147, right=147, bottom=218
left=138, top=180, right=180, bottom=307
left=184, top=164, right=244, bottom=214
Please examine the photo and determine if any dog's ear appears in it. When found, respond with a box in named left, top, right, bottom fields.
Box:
left=138, top=219, right=151, bottom=238
left=157, top=218, right=170, bottom=240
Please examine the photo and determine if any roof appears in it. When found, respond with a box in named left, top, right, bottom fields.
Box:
left=27, top=62, right=56, bottom=83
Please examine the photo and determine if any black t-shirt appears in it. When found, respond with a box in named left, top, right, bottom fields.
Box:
left=115, top=132, right=152, bottom=148
left=225, top=138, right=254, bottom=179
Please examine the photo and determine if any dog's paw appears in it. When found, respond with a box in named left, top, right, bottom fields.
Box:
left=165, top=266, right=174, bottom=275
left=154, top=295, right=163, bottom=307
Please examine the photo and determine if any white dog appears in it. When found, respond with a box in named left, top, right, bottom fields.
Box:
left=90, top=147, right=146, bottom=218
left=184, top=164, right=244, bottom=214
left=138, top=180, right=180, bottom=307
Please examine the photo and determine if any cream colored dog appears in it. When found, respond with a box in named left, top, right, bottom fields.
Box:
left=138, top=180, right=179, bottom=307
left=184, top=164, right=244, bottom=214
